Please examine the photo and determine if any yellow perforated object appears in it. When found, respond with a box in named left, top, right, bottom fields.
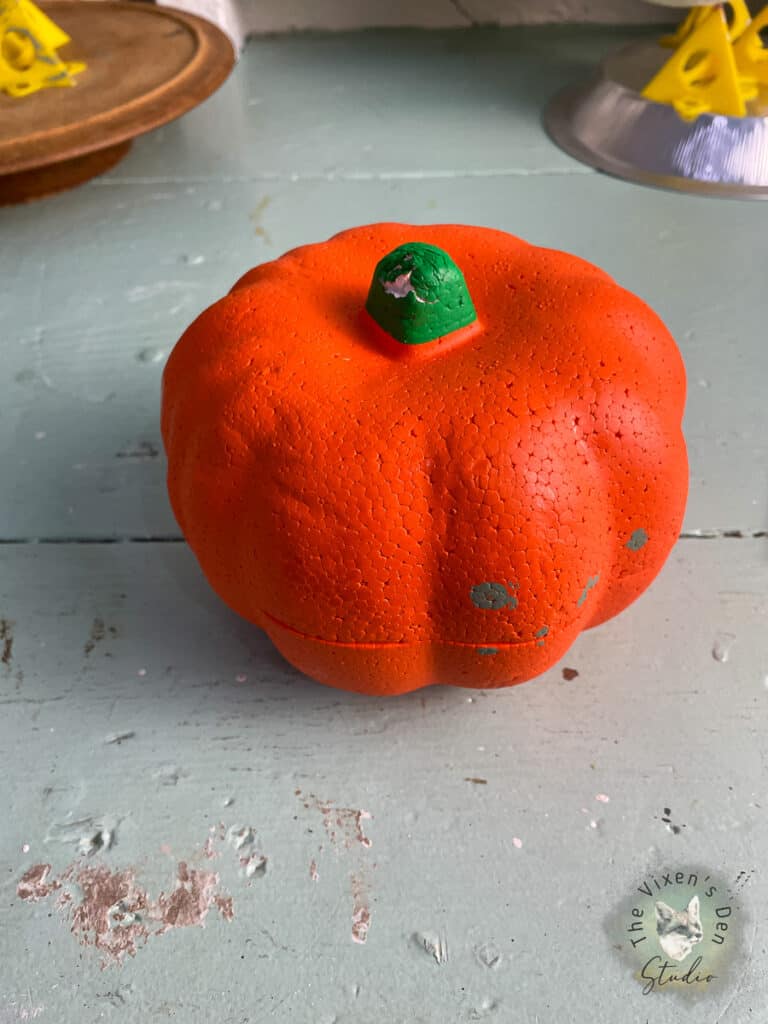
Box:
left=0, top=0, right=85, bottom=97
left=660, top=6, right=712, bottom=49
left=732, top=7, right=768, bottom=87
left=644, top=3, right=761, bottom=120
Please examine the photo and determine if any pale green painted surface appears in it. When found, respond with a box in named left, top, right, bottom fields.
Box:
left=1, top=26, right=767, bottom=1023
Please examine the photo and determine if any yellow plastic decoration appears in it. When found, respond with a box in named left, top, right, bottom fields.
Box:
left=0, top=0, right=86, bottom=98
left=643, top=5, right=755, bottom=120
left=660, top=6, right=712, bottom=49
left=661, top=1, right=751, bottom=48
left=732, top=7, right=768, bottom=87
left=724, top=0, right=752, bottom=42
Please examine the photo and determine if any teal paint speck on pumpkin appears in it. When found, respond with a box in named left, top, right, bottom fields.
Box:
left=477, top=647, right=499, bottom=656
left=470, top=582, right=518, bottom=610
left=626, top=528, right=649, bottom=551
left=577, top=575, right=600, bottom=608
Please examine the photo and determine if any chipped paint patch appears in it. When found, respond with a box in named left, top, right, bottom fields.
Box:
left=17, top=861, right=232, bottom=968
left=626, top=528, right=649, bottom=551
left=470, top=582, right=518, bottom=610
left=15, top=831, right=247, bottom=968
left=17, top=864, right=60, bottom=902
left=299, top=791, right=373, bottom=944
left=299, top=794, right=372, bottom=850
left=214, top=894, right=234, bottom=920
left=577, top=574, right=600, bottom=608
left=382, top=269, right=421, bottom=301
left=67, top=864, right=151, bottom=964
left=350, top=873, right=371, bottom=945
left=153, top=863, right=222, bottom=933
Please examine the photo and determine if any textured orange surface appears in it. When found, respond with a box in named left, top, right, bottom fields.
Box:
left=161, top=223, right=688, bottom=695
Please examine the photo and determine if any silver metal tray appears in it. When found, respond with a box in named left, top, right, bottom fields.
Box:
left=544, top=40, right=768, bottom=198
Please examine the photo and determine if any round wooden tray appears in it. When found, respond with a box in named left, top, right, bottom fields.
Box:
left=0, top=1, right=235, bottom=204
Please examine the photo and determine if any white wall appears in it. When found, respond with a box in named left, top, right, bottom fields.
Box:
left=162, top=0, right=678, bottom=50
left=240, top=0, right=675, bottom=32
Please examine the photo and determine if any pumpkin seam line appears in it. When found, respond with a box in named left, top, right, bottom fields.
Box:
left=261, top=609, right=554, bottom=650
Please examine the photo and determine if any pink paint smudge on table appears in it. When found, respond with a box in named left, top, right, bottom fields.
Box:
left=595, top=794, right=610, bottom=804
left=235, top=674, right=247, bottom=683
left=153, top=862, right=223, bottom=933
left=17, top=864, right=60, bottom=902
left=297, top=791, right=373, bottom=850
left=296, top=790, right=373, bottom=943
left=65, top=863, right=151, bottom=965
left=350, top=872, right=371, bottom=945
left=214, top=894, right=234, bottom=920
left=512, top=837, right=523, bottom=849
left=16, top=839, right=237, bottom=968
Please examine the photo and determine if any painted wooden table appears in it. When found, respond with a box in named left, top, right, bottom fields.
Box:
left=2, top=25, right=766, bottom=1024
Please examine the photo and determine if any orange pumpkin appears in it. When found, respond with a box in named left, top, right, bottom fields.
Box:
left=161, top=223, right=687, bottom=696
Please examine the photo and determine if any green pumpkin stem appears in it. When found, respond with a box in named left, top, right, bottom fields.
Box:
left=365, top=241, right=477, bottom=345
